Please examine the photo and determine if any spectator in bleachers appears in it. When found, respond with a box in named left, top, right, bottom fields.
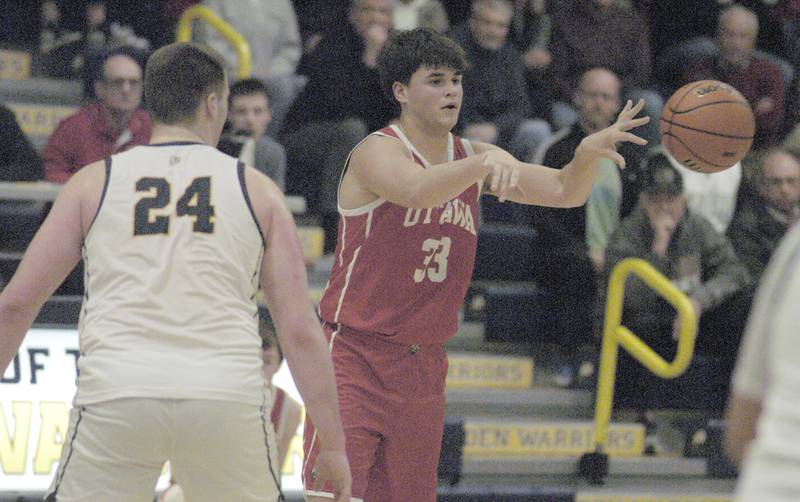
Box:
left=43, top=47, right=151, bottom=183
left=509, top=0, right=554, bottom=121
left=548, top=0, right=663, bottom=145
left=680, top=5, right=786, bottom=149
left=665, top=150, right=742, bottom=235
left=394, top=0, right=450, bottom=33
left=0, top=103, right=43, bottom=182
left=534, top=67, right=646, bottom=224
left=38, top=0, right=150, bottom=81
left=450, top=0, right=551, bottom=166
left=600, top=153, right=750, bottom=414
left=522, top=68, right=634, bottom=381
left=634, top=0, right=724, bottom=63
left=217, top=78, right=286, bottom=191
left=280, top=0, right=396, bottom=252
left=727, top=149, right=800, bottom=280
left=197, top=0, right=301, bottom=137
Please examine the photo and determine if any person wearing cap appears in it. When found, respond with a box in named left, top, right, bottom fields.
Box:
left=597, top=153, right=751, bottom=417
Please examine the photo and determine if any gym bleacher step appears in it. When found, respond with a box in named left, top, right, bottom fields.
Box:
left=462, top=420, right=644, bottom=460
left=574, top=478, right=736, bottom=502
left=464, top=281, right=554, bottom=342
left=461, top=456, right=711, bottom=486
left=438, top=479, right=736, bottom=502
left=446, top=353, right=533, bottom=390
left=0, top=76, right=82, bottom=105
left=446, top=388, right=593, bottom=419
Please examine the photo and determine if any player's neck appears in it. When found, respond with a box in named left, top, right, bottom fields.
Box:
left=150, top=123, right=208, bottom=145
left=396, top=116, right=450, bottom=165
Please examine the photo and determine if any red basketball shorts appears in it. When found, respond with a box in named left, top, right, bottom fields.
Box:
left=303, top=322, right=448, bottom=502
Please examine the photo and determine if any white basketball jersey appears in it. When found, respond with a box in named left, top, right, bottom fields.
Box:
left=75, top=142, right=266, bottom=406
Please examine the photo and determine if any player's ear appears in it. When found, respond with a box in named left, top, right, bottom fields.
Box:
left=392, top=81, right=408, bottom=105
left=205, top=92, right=220, bottom=118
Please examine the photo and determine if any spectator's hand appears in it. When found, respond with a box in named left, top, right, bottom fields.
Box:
left=312, top=449, right=351, bottom=502
left=648, top=211, right=677, bottom=257
left=576, top=99, right=649, bottom=170
left=363, top=24, right=389, bottom=67
left=754, top=97, right=774, bottom=116
left=588, top=247, right=606, bottom=273
left=672, top=298, right=702, bottom=341
left=464, top=122, right=499, bottom=144
left=524, top=47, right=551, bottom=70
left=482, top=148, right=521, bottom=202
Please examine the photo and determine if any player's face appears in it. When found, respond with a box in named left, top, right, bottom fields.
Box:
left=229, top=93, right=272, bottom=138
left=469, top=4, right=511, bottom=51
left=402, top=67, right=463, bottom=130
left=96, top=55, right=143, bottom=115
left=718, top=14, right=757, bottom=67
left=261, top=346, right=280, bottom=381
left=759, top=152, right=800, bottom=214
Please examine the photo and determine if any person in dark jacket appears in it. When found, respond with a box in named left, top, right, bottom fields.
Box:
left=728, top=149, right=800, bottom=280
left=280, top=0, right=396, bottom=251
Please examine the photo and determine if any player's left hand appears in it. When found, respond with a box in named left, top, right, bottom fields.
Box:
left=576, top=99, right=650, bottom=170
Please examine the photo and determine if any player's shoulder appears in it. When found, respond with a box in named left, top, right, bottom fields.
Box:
left=350, top=131, right=411, bottom=163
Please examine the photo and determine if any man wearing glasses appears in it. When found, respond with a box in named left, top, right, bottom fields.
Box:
left=44, top=47, right=151, bottom=183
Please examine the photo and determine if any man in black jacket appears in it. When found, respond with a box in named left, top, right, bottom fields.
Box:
left=281, top=0, right=396, bottom=251
left=728, top=149, right=800, bottom=280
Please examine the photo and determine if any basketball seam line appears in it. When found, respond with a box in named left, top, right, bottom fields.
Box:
left=661, top=132, right=733, bottom=168
left=667, top=100, right=753, bottom=114
left=659, top=118, right=754, bottom=140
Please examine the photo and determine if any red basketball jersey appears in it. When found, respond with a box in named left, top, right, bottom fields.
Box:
left=318, top=125, right=480, bottom=345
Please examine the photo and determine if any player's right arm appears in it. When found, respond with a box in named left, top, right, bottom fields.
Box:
left=0, top=160, right=104, bottom=373
left=245, top=167, right=350, bottom=500
left=348, top=134, right=494, bottom=208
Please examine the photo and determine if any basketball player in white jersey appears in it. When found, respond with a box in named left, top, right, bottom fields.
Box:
left=726, top=222, right=800, bottom=501
left=0, top=42, right=350, bottom=502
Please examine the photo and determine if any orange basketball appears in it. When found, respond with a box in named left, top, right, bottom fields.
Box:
left=659, top=80, right=755, bottom=173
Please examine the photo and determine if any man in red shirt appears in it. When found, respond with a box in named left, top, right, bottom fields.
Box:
left=43, top=47, right=151, bottom=183
left=302, top=27, right=649, bottom=502
left=681, top=5, right=786, bottom=148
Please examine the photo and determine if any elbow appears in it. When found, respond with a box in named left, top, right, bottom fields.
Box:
left=554, top=188, right=589, bottom=209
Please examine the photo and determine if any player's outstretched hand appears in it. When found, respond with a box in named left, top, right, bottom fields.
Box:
left=576, top=98, right=650, bottom=170
left=314, top=449, right=351, bottom=501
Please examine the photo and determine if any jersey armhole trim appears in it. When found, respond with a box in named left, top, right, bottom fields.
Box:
left=85, top=157, right=112, bottom=237
left=237, top=161, right=267, bottom=249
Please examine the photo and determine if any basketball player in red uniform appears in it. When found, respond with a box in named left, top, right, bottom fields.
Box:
left=303, top=28, right=649, bottom=502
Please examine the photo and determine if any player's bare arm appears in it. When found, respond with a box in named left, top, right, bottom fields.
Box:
left=476, top=99, right=650, bottom=207
left=245, top=166, right=351, bottom=500
left=344, top=134, right=491, bottom=209
left=0, top=160, right=104, bottom=372
left=724, top=392, right=763, bottom=466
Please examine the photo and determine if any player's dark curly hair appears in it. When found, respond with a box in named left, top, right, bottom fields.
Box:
left=378, top=28, right=467, bottom=111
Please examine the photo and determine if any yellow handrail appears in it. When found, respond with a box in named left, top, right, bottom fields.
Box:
left=175, top=5, right=252, bottom=79
left=592, top=257, right=698, bottom=451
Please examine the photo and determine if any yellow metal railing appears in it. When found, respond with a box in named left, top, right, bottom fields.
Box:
left=592, top=258, right=698, bottom=452
left=175, top=5, right=251, bottom=79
